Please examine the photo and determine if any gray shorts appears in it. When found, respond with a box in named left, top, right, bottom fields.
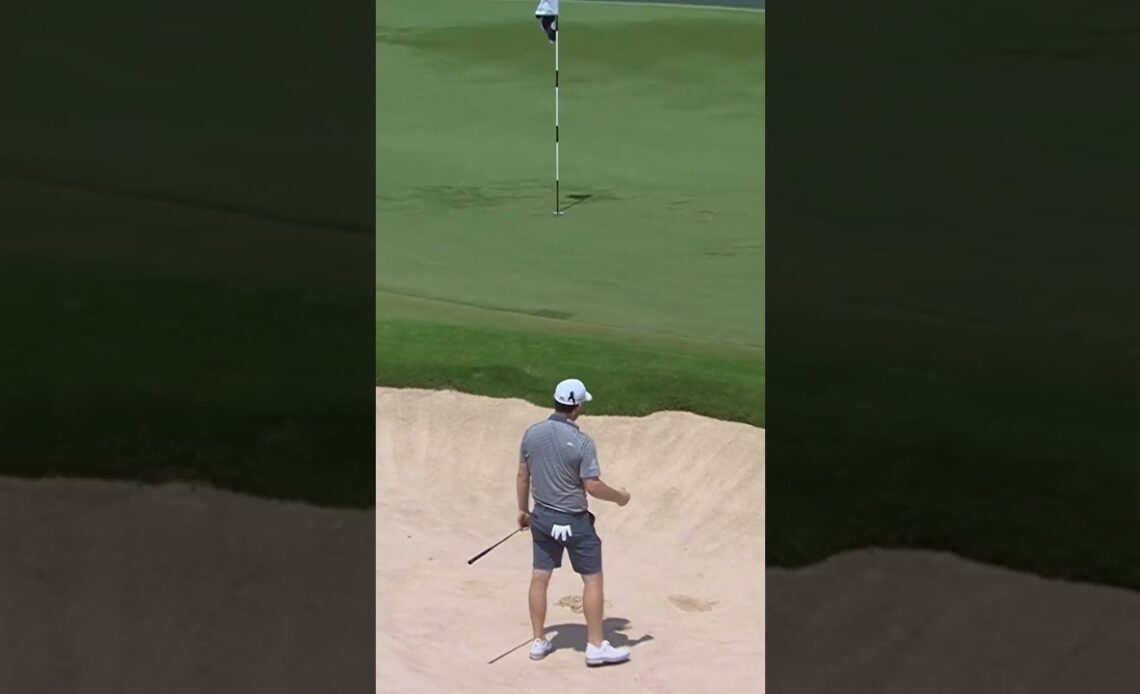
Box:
left=530, top=505, right=602, bottom=575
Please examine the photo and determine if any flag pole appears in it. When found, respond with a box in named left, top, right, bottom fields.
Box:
left=553, top=18, right=561, bottom=216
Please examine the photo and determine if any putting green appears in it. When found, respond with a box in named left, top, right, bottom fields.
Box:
left=376, top=0, right=765, bottom=421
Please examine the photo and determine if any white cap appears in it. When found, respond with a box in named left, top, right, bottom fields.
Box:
left=554, top=378, right=593, bottom=406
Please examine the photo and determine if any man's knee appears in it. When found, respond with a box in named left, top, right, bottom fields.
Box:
left=532, top=569, right=554, bottom=584
left=580, top=571, right=603, bottom=584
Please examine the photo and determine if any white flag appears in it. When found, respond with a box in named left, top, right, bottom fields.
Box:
left=535, top=0, right=558, bottom=43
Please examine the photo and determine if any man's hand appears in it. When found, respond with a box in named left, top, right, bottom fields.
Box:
left=518, top=511, right=532, bottom=529
left=617, top=489, right=631, bottom=507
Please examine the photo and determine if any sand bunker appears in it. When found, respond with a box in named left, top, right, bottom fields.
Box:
left=0, top=476, right=373, bottom=693
left=769, top=549, right=1140, bottom=694
left=375, top=387, right=767, bottom=693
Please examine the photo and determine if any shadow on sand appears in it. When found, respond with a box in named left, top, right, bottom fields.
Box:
left=487, top=617, right=654, bottom=665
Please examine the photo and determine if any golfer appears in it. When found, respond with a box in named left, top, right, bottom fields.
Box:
left=516, top=378, right=633, bottom=666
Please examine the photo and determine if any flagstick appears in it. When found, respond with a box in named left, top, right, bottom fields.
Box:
left=553, top=22, right=562, bottom=216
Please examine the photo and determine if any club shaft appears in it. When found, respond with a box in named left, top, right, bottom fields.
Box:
left=467, top=528, right=522, bottom=564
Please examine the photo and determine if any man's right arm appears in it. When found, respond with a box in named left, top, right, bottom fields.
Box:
left=579, top=436, right=630, bottom=506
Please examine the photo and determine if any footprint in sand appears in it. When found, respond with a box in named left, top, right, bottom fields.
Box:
left=667, top=594, right=717, bottom=613
left=557, top=595, right=611, bottom=613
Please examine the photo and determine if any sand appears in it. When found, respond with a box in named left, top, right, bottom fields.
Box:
left=0, top=476, right=373, bottom=693
left=375, top=386, right=767, bottom=693
left=769, top=549, right=1140, bottom=694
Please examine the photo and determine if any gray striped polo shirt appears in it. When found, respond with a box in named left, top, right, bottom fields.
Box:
left=520, top=414, right=601, bottom=514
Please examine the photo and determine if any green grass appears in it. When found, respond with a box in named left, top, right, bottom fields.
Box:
left=1, top=177, right=374, bottom=508
left=1, top=1, right=371, bottom=230
left=2, top=0, right=375, bottom=507
left=376, top=0, right=766, bottom=421
left=767, top=0, right=1140, bottom=589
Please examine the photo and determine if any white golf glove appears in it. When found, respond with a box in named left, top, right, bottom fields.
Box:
left=551, top=524, right=572, bottom=542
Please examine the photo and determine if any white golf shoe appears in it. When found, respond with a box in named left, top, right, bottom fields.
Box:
left=529, top=638, right=554, bottom=661
left=585, top=640, right=630, bottom=666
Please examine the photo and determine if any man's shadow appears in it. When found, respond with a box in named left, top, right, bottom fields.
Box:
left=487, top=617, right=654, bottom=665
left=547, top=617, right=653, bottom=653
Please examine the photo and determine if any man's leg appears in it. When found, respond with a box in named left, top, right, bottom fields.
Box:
left=568, top=511, right=607, bottom=648
left=581, top=570, right=629, bottom=665
left=529, top=506, right=562, bottom=649
left=581, top=571, right=605, bottom=647
left=529, top=569, right=553, bottom=640
left=568, top=513, right=628, bottom=665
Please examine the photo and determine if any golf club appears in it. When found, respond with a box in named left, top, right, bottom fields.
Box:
left=467, top=527, right=526, bottom=565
